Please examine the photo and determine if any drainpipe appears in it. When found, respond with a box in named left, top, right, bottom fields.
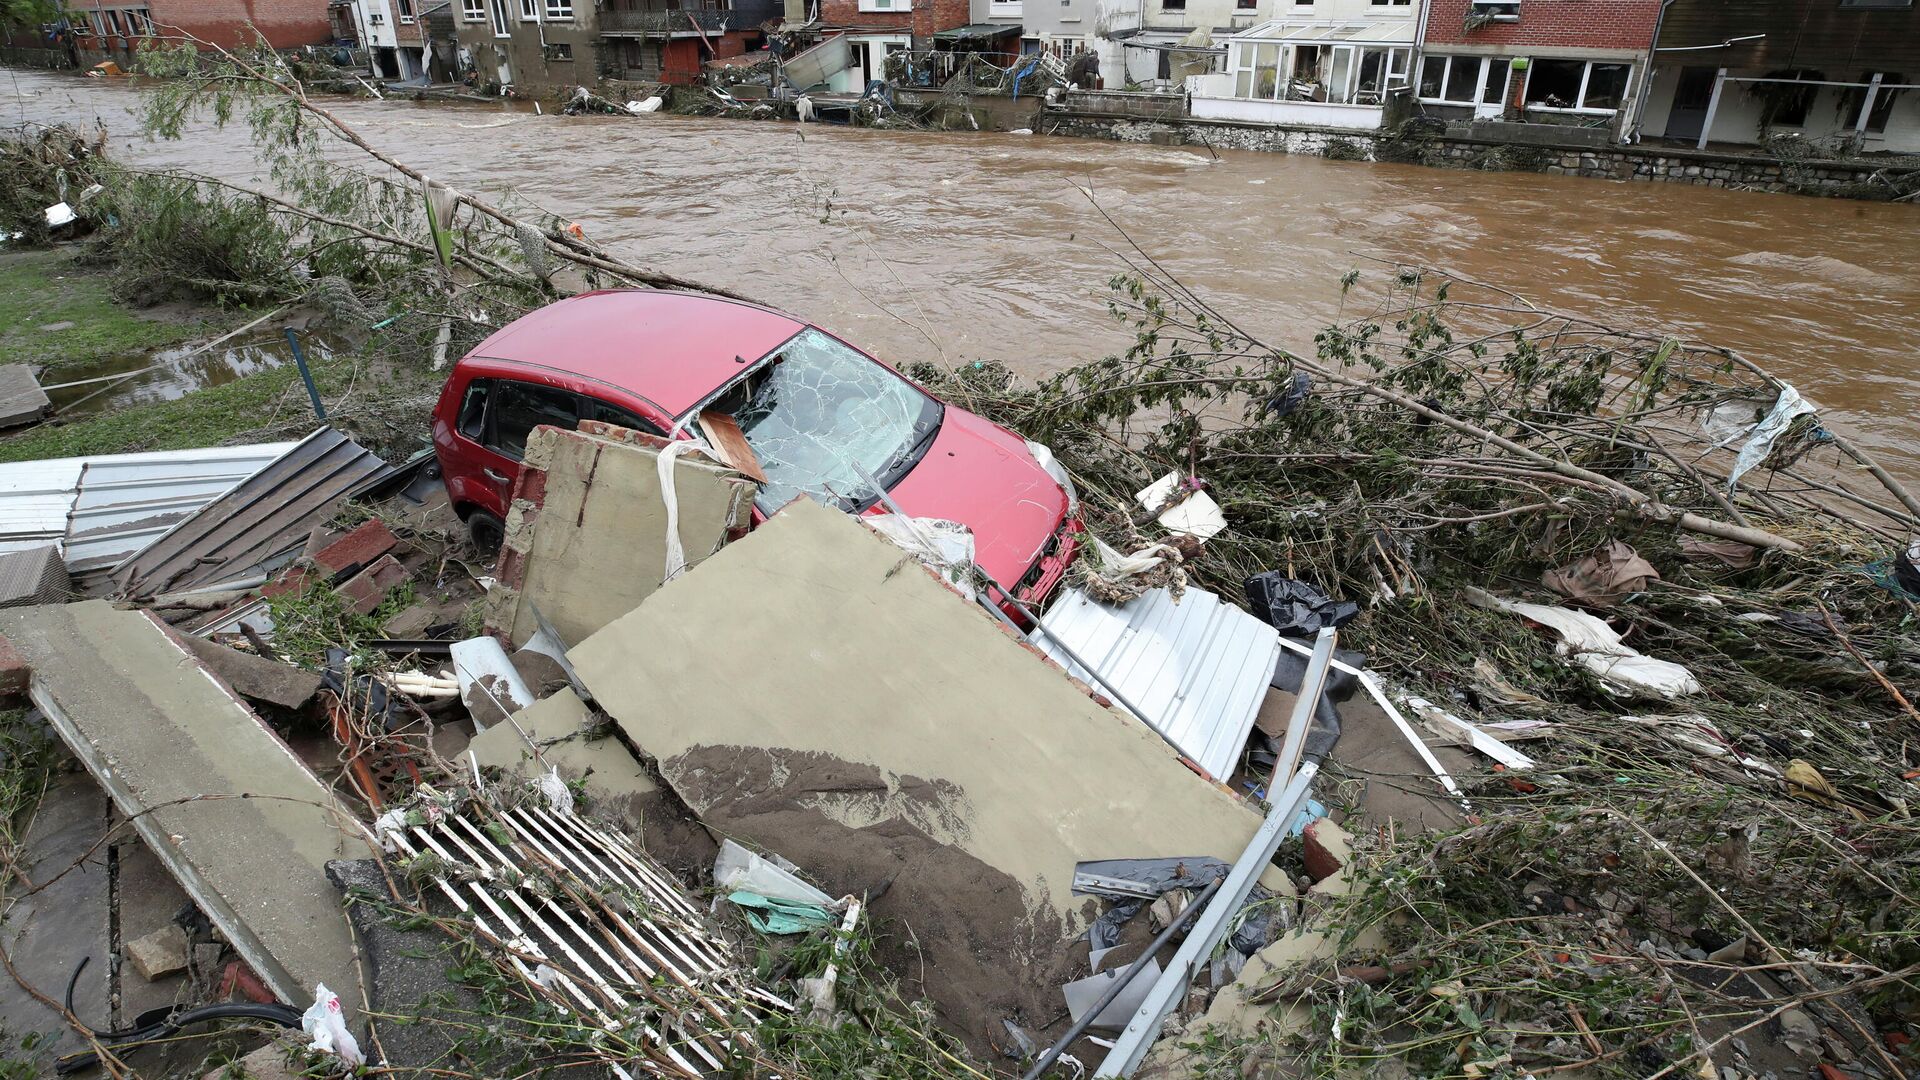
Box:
left=1409, top=0, right=1428, bottom=106
left=1622, top=0, right=1673, bottom=144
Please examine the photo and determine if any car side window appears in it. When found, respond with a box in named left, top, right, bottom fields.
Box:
left=583, top=397, right=665, bottom=436
left=488, top=380, right=580, bottom=461
left=457, top=379, right=492, bottom=442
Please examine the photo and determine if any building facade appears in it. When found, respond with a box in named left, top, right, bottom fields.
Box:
left=67, top=0, right=332, bottom=66
left=1190, top=0, right=1416, bottom=128
left=816, top=0, right=971, bottom=88
left=450, top=0, right=776, bottom=91
left=1635, top=0, right=1920, bottom=153
left=1415, top=0, right=1662, bottom=136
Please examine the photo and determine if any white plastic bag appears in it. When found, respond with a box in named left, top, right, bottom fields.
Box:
left=867, top=515, right=976, bottom=599
left=302, top=984, right=365, bottom=1067
left=713, top=839, right=837, bottom=908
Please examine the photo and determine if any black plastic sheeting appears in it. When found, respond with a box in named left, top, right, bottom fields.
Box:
left=1243, top=573, right=1358, bottom=638
left=1074, top=857, right=1277, bottom=956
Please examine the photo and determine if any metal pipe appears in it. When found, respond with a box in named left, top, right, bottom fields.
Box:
left=1021, top=874, right=1226, bottom=1080
left=284, top=328, right=328, bottom=421
left=1268, top=627, right=1334, bottom=792
left=1095, top=761, right=1321, bottom=1077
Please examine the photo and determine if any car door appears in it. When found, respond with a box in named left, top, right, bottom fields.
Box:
left=472, top=378, right=583, bottom=517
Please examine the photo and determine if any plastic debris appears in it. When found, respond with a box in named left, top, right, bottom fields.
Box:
left=1727, top=384, right=1817, bottom=490
left=726, top=890, right=839, bottom=934
left=301, top=984, right=365, bottom=1067
left=1136, top=471, right=1226, bottom=541
left=1073, top=857, right=1275, bottom=955
left=867, top=515, right=977, bottom=599
left=1467, top=587, right=1701, bottom=699
left=713, top=838, right=838, bottom=908
left=1542, top=539, right=1660, bottom=605
left=1243, top=572, right=1358, bottom=637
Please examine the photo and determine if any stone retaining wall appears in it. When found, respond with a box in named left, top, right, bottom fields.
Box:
left=1043, top=111, right=1920, bottom=200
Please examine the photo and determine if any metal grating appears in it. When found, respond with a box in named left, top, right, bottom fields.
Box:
left=1031, top=586, right=1282, bottom=782
left=385, top=795, right=788, bottom=1077
left=117, top=428, right=393, bottom=597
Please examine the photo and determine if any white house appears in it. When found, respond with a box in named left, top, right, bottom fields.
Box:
left=1189, top=0, right=1416, bottom=128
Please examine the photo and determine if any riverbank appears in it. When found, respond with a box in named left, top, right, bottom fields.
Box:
left=0, top=247, right=438, bottom=462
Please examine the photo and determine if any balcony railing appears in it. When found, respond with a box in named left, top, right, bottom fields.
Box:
left=599, top=7, right=730, bottom=33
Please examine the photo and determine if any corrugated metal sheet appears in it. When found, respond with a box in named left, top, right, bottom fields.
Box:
left=117, top=428, right=393, bottom=598
left=1032, top=586, right=1281, bottom=782
left=0, top=442, right=300, bottom=570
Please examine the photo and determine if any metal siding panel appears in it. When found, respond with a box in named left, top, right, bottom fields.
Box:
left=117, top=429, right=394, bottom=596
left=0, top=443, right=297, bottom=570
left=1033, top=587, right=1280, bottom=781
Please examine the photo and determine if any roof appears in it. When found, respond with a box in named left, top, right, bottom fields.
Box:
left=0, top=441, right=299, bottom=572
left=933, top=22, right=1022, bottom=40
left=467, top=291, right=806, bottom=418
left=1229, top=16, right=1415, bottom=44
left=117, top=428, right=394, bottom=597
left=1031, top=586, right=1282, bottom=783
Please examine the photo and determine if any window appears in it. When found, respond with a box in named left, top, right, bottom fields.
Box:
left=545, top=0, right=572, bottom=18
left=129, top=7, right=153, bottom=32
left=457, top=380, right=492, bottom=442
left=87, top=10, right=105, bottom=34
left=856, top=0, right=907, bottom=11
left=397, top=0, right=414, bottom=21
left=1162, top=0, right=1185, bottom=10
left=1369, top=0, right=1411, bottom=6
left=1419, top=54, right=1486, bottom=103
left=1524, top=58, right=1632, bottom=112
left=545, top=41, right=572, bottom=58
left=518, top=0, right=536, bottom=20
left=104, top=9, right=122, bottom=34
left=1468, top=0, right=1519, bottom=19
left=1758, top=69, right=1823, bottom=126
left=1236, top=0, right=1257, bottom=9
left=489, top=382, right=579, bottom=461
left=1839, top=0, right=1911, bottom=7
left=462, top=0, right=485, bottom=20
left=583, top=399, right=663, bottom=435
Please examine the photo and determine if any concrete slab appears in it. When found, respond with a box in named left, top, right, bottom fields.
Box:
left=566, top=499, right=1265, bottom=1050
left=0, top=364, right=51, bottom=429
left=0, top=601, right=369, bottom=1014
left=176, top=635, right=323, bottom=714
left=0, top=772, right=110, bottom=1066
left=112, top=834, right=194, bottom=1024
left=465, top=688, right=657, bottom=829
left=488, top=425, right=754, bottom=647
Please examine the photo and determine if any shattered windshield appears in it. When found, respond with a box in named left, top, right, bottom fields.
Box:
left=709, top=329, right=943, bottom=514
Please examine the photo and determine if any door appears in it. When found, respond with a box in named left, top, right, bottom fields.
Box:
left=1327, top=44, right=1354, bottom=103
left=1665, top=66, right=1717, bottom=141
left=471, top=379, right=581, bottom=518
left=849, top=41, right=872, bottom=88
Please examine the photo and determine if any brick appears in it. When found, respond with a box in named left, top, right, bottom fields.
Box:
left=1301, top=817, right=1351, bottom=884
left=0, top=632, right=29, bottom=699
left=311, top=519, right=400, bottom=579
left=335, top=554, right=409, bottom=616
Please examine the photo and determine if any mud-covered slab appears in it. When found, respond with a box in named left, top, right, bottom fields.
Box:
left=0, top=600, right=366, bottom=1013
left=566, top=499, right=1263, bottom=1045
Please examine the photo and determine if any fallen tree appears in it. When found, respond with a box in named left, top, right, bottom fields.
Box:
left=909, top=213, right=1920, bottom=1078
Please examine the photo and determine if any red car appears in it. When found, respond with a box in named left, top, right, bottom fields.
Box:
left=432, top=290, right=1082, bottom=613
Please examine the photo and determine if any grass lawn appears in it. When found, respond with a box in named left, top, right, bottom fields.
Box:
left=0, top=246, right=218, bottom=372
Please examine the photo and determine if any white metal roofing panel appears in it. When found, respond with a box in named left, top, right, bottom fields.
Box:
left=0, top=442, right=298, bottom=570
left=1032, top=586, right=1281, bottom=782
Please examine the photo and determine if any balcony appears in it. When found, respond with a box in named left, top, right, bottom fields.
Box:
left=599, top=7, right=731, bottom=35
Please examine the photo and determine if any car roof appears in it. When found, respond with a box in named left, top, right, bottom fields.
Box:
left=465, top=290, right=808, bottom=418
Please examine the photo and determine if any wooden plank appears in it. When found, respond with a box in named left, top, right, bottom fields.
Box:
left=697, top=410, right=769, bottom=484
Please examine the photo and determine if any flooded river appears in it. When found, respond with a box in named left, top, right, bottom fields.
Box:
left=5, top=69, right=1917, bottom=474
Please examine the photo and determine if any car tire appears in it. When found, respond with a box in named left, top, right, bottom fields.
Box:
left=467, top=511, right=506, bottom=555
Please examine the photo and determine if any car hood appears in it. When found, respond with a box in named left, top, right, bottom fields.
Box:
left=878, top=409, right=1069, bottom=588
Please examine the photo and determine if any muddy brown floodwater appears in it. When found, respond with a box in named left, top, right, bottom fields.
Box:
left=6, top=69, right=1918, bottom=477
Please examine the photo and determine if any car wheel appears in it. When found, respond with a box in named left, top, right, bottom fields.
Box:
left=467, top=511, right=506, bottom=555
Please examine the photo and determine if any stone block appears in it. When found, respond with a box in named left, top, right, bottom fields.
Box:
left=125, top=924, right=189, bottom=981
left=1302, top=816, right=1351, bottom=883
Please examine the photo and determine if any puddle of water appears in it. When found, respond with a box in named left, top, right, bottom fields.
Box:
left=44, top=333, right=338, bottom=418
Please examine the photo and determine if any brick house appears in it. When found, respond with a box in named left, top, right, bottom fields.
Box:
left=1635, top=0, right=1920, bottom=154
left=1416, top=0, right=1663, bottom=136
left=451, top=0, right=776, bottom=91
left=67, top=0, right=332, bottom=67
left=345, top=0, right=432, bottom=77
left=812, top=0, right=973, bottom=88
